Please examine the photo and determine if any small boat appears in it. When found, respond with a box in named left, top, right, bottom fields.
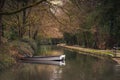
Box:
left=21, top=60, right=66, bottom=66
left=21, top=55, right=65, bottom=61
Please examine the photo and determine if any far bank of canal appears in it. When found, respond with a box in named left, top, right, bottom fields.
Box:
left=58, top=45, right=120, bottom=63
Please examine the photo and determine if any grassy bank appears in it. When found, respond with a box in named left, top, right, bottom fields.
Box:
left=0, top=38, right=37, bottom=71
left=58, top=44, right=114, bottom=59
left=0, top=44, right=16, bottom=71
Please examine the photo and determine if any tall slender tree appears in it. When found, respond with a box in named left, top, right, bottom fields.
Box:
left=0, top=0, right=5, bottom=45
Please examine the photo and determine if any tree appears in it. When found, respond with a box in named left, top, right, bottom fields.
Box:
left=68, top=0, right=120, bottom=49
left=0, top=0, right=47, bottom=44
left=0, top=0, right=5, bottom=44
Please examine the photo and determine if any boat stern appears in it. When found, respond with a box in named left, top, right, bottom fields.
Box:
left=60, top=55, right=65, bottom=61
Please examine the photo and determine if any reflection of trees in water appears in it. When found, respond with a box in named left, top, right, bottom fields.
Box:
left=14, top=64, right=50, bottom=80
left=13, top=64, right=51, bottom=80
left=61, top=54, right=115, bottom=80
left=50, top=67, right=63, bottom=80
left=114, top=64, right=120, bottom=80
left=0, top=64, right=63, bottom=80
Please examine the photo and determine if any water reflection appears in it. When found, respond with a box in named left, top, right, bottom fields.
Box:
left=0, top=63, right=64, bottom=80
left=63, top=50, right=116, bottom=80
left=0, top=45, right=118, bottom=80
left=114, top=64, right=120, bottom=80
left=21, top=60, right=66, bottom=66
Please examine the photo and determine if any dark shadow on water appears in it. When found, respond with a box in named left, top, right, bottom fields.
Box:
left=20, top=60, right=66, bottom=66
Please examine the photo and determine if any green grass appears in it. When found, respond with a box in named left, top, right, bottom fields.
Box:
left=60, top=45, right=114, bottom=58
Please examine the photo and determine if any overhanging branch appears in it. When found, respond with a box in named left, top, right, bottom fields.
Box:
left=0, top=0, right=47, bottom=15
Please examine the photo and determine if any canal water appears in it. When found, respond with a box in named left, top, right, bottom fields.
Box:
left=0, top=45, right=119, bottom=80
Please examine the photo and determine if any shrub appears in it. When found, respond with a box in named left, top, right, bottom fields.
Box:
left=10, top=41, right=34, bottom=58
left=21, top=37, right=37, bottom=53
left=0, top=44, right=16, bottom=71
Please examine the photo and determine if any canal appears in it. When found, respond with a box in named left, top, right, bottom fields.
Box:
left=0, top=45, right=119, bottom=80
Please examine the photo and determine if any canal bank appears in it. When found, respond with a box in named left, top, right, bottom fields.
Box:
left=0, top=38, right=37, bottom=71
left=58, top=45, right=115, bottom=60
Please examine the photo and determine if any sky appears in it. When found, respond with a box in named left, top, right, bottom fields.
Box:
left=50, top=0, right=68, bottom=15
left=50, top=0, right=64, bottom=6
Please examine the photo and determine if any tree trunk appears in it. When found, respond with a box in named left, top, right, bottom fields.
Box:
left=0, top=15, right=2, bottom=45
left=0, top=0, right=5, bottom=45
left=32, top=29, right=38, bottom=40
left=21, top=2, right=27, bottom=38
left=107, top=15, right=116, bottom=48
left=17, top=1, right=27, bottom=39
left=83, top=32, right=88, bottom=47
left=94, top=32, right=99, bottom=49
left=29, top=26, right=31, bottom=38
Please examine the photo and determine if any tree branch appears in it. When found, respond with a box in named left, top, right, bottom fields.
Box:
left=0, top=0, right=47, bottom=15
